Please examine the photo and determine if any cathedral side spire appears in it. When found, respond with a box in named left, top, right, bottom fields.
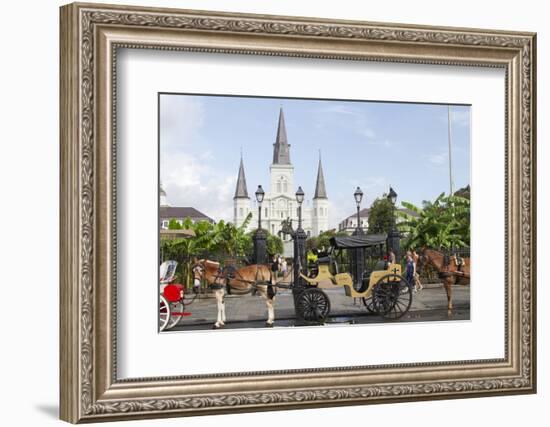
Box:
left=313, top=154, right=327, bottom=199
left=234, top=156, right=249, bottom=199
left=272, top=108, right=291, bottom=165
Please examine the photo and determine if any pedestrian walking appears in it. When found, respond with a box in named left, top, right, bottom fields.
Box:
left=281, top=258, right=288, bottom=277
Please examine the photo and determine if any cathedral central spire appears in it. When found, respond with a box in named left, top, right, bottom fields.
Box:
left=313, top=153, right=328, bottom=199
left=234, top=155, right=249, bottom=199
left=272, top=108, right=291, bottom=165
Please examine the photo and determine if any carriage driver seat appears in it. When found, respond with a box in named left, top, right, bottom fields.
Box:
left=373, top=260, right=388, bottom=271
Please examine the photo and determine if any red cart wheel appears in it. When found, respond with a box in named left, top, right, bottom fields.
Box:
left=167, top=301, right=185, bottom=329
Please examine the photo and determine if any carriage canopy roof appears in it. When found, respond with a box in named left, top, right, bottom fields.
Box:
left=330, top=233, right=387, bottom=249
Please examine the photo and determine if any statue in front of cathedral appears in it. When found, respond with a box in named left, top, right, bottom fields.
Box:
left=278, top=217, right=295, bottom=239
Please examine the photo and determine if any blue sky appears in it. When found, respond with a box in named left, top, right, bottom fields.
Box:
left=160, top=94, right=470, bottom=228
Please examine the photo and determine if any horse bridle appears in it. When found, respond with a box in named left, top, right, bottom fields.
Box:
left=416, top=251, right=426, bottom=274
left=191, top=262, right=205, bottom=282
left=193, top=260, right=226, bottom=286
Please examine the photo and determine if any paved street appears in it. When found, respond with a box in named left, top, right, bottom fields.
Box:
left=168, top=284, right=470, bottom=332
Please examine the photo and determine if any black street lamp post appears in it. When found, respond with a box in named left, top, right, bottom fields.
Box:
left=253, top=185, right=267, bottom=264
left=351, top=187, right=365, bottom=290
left=292, top=186, right=308, bottom=315
left=293, top=186, right=307, bottom=285
left=354, top=187, right=364, bottom=234
left=387, top=186, right=401, bottom=262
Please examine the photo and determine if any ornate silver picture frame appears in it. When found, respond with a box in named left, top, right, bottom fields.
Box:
left=60, top=2, right=536, bottom=423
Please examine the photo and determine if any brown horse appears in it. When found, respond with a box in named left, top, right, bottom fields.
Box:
left=417, top=249, right=470, bottom=311
left=193, top=259, right=276, bottom=328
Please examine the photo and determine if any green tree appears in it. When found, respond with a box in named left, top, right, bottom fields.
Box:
left=306, top=229, right=346, bottom=252
left=454, top=185, right=470, bottom=200
left=367, top=197, right=394, bottom=234
left=213, top=213, right=253, bottom=257
left=398, top=193, right=470, bottom=250
left=167, top=218, right=182, bottom=229
left=306, top=236, right=319, bottom=252
left=266, top=233, right=284, bottom=257
left=161, top=217, right=219, bottom=287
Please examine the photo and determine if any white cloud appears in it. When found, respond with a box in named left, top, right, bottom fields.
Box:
left=161, top=151, right=236, bottom=223
left=357, top=128, right=376, bottom=139
left=321, top=104, right=361, bottom=116
left=159, top=96, right=238, bottom=222
left=318, top=103, right=380, bottom=144
left=427, top=152, right=448, bottom=166
left=159, top=96, right=205, bottom=152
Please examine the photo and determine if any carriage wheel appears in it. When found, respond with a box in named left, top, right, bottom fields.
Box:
left=361, top=296, right=376, bottom=313
left=159, top=295, right=170, bottom=331
left=372, top=274, right=412, bottom=320
left=167, top=301, right=185, bottom=330
left=296, top=288, right=331, bottom=322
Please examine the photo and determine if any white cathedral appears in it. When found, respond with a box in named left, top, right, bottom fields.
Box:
left=233, top=108, right=329, bottom=256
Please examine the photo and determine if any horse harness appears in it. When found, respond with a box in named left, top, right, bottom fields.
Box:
left=439, top=254, right=469, bottom=279
left=194, top=261, right=274, bottom=296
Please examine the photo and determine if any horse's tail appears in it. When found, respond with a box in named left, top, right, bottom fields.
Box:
left=267, top=266, right=276, bottom=299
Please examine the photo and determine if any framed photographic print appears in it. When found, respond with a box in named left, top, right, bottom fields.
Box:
left=60, top=2, right=537, bottom=423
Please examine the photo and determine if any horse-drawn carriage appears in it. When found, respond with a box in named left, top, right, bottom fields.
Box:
left=161, top=232, right=415, bottom=329
left=159, top=260, right=193, bottom=331
left=295, top=233, right=413, bottom=322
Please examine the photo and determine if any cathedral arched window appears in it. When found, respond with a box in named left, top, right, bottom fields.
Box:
left=277, top=182, right=281, bottom=193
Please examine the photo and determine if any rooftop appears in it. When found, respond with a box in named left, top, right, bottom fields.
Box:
left=159, top=206, right=214, bottom=223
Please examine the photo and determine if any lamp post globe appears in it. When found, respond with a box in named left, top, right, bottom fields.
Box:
left=387, top=186, right=397, bottom=206
left=295, top=186, right=305, bottom=228
left=354, top=186, right=363, bottom=206
left=255, top=185, right=265, bottom=204
left=295, top=186, right=305, bottom=204
left=255, top=185, right=265, bottom=229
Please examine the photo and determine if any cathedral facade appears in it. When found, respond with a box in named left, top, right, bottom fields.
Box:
left=233, top=108, right=329, bottom=255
